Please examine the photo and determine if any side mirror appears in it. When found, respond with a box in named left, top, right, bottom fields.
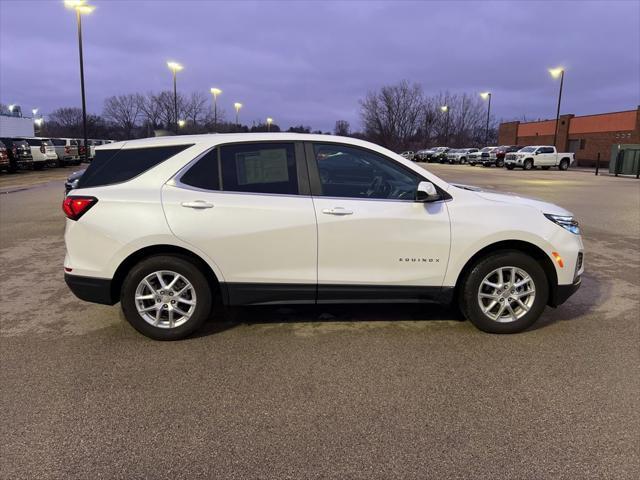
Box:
left=415, top=181, right=440, bottom=202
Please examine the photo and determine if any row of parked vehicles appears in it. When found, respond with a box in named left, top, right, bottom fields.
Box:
left=400, top=145, right=575, bottom=171
left=0, top=137, right=114, bottom=173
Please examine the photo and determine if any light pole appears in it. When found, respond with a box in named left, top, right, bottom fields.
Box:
left=549, top=67, right=565, bottom=148
left=210, top=88, right=221, bottom=132
left=167, top=61, right=183, bottom=133
left=34, top=117, right=43, bottom=136
left=234, top=102, right=242, bottom=129
left=480, top=92, right=492, bottom=146
left=65, top=0, right=94, bottom=162
left=440, top=105, right=450, bottom=145
left=266, top=117, right=273, bottom=132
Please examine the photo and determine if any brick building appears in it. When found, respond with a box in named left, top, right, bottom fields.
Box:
left=498, top=107, right=640, bottom=166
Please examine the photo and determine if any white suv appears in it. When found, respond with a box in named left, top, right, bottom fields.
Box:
left=63, top=134, right=584, bottom=340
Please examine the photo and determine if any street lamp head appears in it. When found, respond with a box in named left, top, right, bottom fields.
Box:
left=549, top=67, right=564, bottom=79
left=210, top=87, right=222, bottom=96
left=234, top=102, right=243, bottom=111
left=266, top=117, right=273, bottom=124
left=440, top=105, right=449, bottom=112
left=32, top=108, right=38, bottom=115
left=8, top=104, right=15, bottom=112
left=34, top=118, right=43, bottom=126
left=177, top=120, right=186, bottom=128
left=480, top=92, right=491, bottom=100
left=65, top=1, right=94, bottom=13
left=167, top=61, right=183, bottom=72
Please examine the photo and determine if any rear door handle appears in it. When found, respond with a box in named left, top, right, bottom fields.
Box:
left=181, top=200, right=214, bottom=209
left=322, top=207, right=353, bottom=216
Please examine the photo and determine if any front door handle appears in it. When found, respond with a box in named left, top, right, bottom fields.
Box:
left=322, top=207, right=353, bottom=216
left=181, top=200, right=214, bottom=209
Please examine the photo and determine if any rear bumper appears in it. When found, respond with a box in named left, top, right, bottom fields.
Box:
left=65, top=273, right=117, bottom=305
left=549, top=276, right=581, bottom=307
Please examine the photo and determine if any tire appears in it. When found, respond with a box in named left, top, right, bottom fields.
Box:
left=541, top=166, right=550, bottom=170
left=559, top=159, right=569, bottom=171
left=506, top=164, right=514, bottom=170
left=523, top=159, right=533, bottom=171
left=33, top=162, right=44, bottom=171
left=121, top=255, right=213, bottom=340
left=460, top=250, right=549, bottom=334
left=469, top=162, right=476, bottom=166
left=460, top=157, right=466, bottom=164
left=496, top=159, right=504, bottom=168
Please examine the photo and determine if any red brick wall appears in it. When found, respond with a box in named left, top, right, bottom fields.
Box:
left=498, top=121, right=519, bottom=145
left=498, top=108, right=640, bottom=167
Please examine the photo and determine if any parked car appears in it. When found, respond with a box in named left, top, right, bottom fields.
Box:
left=447, top=148, right=479, bottom=164
left=88, top=139, right=107, bottom=160
left=63, top=133, right=583, bottom=340
left=0, top=141, right=10, bottom=172
left=51, top=138, right=81, bottom=166
left=65, top=168, right=86, bottom=195
left=23, top=138, right=56, bottom=170
left=488, top=145, right=521, bottom=167
left=505, top=146, right=575, bottom=171
left=468, top=147, right=493, bottom=166
left=0, top=138, right=34, bottom=171
left=399, top=151, right=415, bottom=161
left=430, top=147, right=450, bottom=163
left=414, top=149, right=433, bottom=162
left=478, top=147, right=500, bottom=167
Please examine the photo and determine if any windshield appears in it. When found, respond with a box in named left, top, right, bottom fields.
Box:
left=519, top=147, right=536, bottom=153
left=480, top=147, right=492, bottom=152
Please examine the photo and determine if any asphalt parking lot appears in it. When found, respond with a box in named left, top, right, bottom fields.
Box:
left=1, top=165, right=638, bottom=479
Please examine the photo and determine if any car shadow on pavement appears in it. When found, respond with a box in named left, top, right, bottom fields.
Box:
left=192, top=272, right=604, bottom=338
left=191, top=303, right=465, bottom=338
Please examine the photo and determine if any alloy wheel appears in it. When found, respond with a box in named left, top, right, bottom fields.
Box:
left=477, top=266, right=536, bottom=323
left=134, top=270, right=197, bottom=329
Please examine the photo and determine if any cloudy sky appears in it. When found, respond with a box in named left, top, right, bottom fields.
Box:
left=1, top=0, right=638, bottom=131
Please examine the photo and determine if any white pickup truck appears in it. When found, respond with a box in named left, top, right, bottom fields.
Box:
left=505, top=146, right=575, bottom=171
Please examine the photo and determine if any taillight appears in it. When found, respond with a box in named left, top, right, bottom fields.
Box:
left=65, top=146, right=70, bottom=154
left=40, top=145, right=45, bottom=153
left=62, top=196, right=97, bottom=221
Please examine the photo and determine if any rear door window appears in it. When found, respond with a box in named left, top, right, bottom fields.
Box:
left=24, top=138, right=42, bottom=147
left=219, top=142, right=298, bottom=195
left=78, top=144, right=192, bottom=189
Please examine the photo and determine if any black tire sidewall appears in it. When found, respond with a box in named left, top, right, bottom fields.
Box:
left=524, top=160, right=533, bottom=170
left=121, top=255, right=212, bottom=340
left=461, top=251, right=549, bottom=334
left=559, top=159, right=568, bottom=170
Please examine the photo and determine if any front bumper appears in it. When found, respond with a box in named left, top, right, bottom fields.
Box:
left=65, top=273, right=117, bottom=305
left=549, top=276, right=581, bottom=307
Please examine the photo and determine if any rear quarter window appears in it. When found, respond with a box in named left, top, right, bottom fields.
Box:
left=51, top=139, right=65, bottom=146
left=77, top=144, right=193, bottom=189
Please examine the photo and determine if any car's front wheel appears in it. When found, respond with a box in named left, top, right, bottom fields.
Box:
left=523, top=159, right=533, bottom=170
left=460, top=251, right=549, bottom=333
left=121, top=255, right=212, bottom=340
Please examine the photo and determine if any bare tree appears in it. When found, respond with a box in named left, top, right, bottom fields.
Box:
left=360, top=80, right=424, bottom=151
left=183, top=92, right=209, bottom=129
left=103, top=94, right=142, bottom=139
left=334, top=120, right=350, bottom=136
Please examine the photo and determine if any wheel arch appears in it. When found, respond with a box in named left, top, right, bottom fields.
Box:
left=111, top=244, right=227, bottom=305
left=454, top=240, right=558, bottom=307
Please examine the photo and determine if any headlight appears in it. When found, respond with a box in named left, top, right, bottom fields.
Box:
left=544, top=213, right=580, bottom=235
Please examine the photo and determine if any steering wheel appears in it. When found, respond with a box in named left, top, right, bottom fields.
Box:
left=366, top=176, right=391, bottom=198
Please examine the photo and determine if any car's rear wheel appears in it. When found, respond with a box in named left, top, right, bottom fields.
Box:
left=523, top=159, right=533, bottom=170
left=460, top=251, right=548, bottom=334
left=121, top=255, right=212, bottom=340
left=505, top=164, right=514, bottom=170
left=496, top=159, right=504, bottom=168
left=559, top=159, right=569, bottom=171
